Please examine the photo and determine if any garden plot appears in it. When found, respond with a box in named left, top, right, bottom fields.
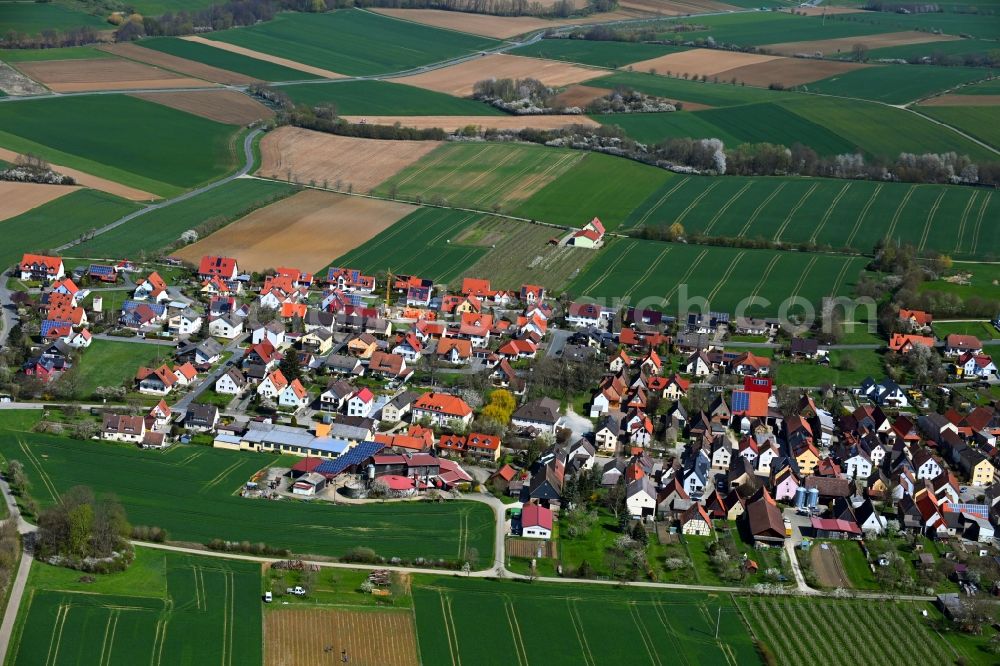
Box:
left=265, top=608, right=418, bottom=666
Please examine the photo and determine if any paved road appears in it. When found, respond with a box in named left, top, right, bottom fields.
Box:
left=90, top=333, right=176, bottom=347
left=0, top=472, right=35, bottom=665
left=171, top=333, right=248, bottom=412
left=0, top=277, right=17, bottom=349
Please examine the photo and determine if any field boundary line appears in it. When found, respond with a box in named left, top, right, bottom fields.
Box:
left=672, top=180, right=720, bottom=226
left=622, top=246, right=671, bottom=301
left=774, top=183, right=818, bottom=242
left=953, top=190, right=977, bottom=255
left=827, top=257, right=855, bottom=299
left=789, top=255, right=819, bottom=303
left=474, top=150, right=575, bottom=209
left=503, top=597, right=529, bottom=666
left=809, top=182, right=850, bottom=244
left=970, top=191, right=991, bottom=256
left=582, top=241, right=635, bottom=295
left=16, top=437, right=59, bottom=502
left=150, top=616, right=167, bottom=666
left=628, top=603, right=662, bottom=666
left=391, top=144, right=453, bottom=189
left=665, top=248, right=709, bottom=305
left=200, top=459, right=246, bottom=494
left=706, top=250, right=745, bottom=306
left=737, top=182, right=785, bottom=237
left=632, top=177, right=688, bottom=229
left=746, top=254, right=781, bottom=307
left=98, top=609, right=120, bottom=666
left=845, top=183, right=882, bottom=248
left=468, top=149, right=543, bottom=208
left=917, top=189, right=946, bottom=253
left=651, top=601, right=691, bottom=666
left=45, top=602, right=70, bottom=666
left=703, top=181, right=752, bottom=236
left=455, top=147, right=521, bottom=204
left=439, top=593, right=461, bottom=666
left=415, top=144, right=494, bottom=197
left=883, top=184, right=916, bottom=243
left=566, top=599, right=596, bottom=666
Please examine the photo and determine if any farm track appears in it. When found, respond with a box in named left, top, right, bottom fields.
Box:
left=844, top=183, right=882, bottom=248
left=953, top=190, right=977, bottom=255
left=774, top=183, right=818, bottom=243
left=883, top=184, right=917, bottom=243
left=631, top=177, right=687, bottom=228
left=917, top=189, right=947, bottom=253
left=737, top=182, right=786, bottom=237
left=702, top=181, right=752, bottom=236
left=809, top=182, right=850, bottom=244
left=970, top=191, right=991, bottom=256
left=664, top=248, right=709, bottom=305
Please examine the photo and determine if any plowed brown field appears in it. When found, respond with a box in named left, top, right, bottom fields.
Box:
left=621, top=0, right=736, bottom=14
left=763, top=31, right=958, bottom=57
left=629, top=48, right=780, bottom=76
left=372, top=8, right=558, bottom=39
left=99, top=42, right=255, bottom=85
left=716, top=57, right=866, bottom=86
left=181, top=36, right=346, bottom=79
left=265, top=608, right=419, bottom=666
left=394, top=53, right=601, bottom=97
left=918, top=94, right=1000, bottom=106
left=15, top=57, right=210, bottom=92
left=257, top=126, right=440, bottom=193
left=0, top=182, right=79, bottom=221
left=174, top=188, right=415, bottom=272
left=132, top=90, right=274, bottom=125
left=552, top=84, right=612, bottom=108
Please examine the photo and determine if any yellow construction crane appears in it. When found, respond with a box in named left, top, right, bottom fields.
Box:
left=385, top=268, right=393, bottom=309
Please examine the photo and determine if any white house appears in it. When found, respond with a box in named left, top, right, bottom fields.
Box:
left=842, top=450, right=873, bottom=480
left=626, top=477, right=657, bottom=519
left=215, top=368, right=247, bottom=396
left=209, top=315, right=243, bottom=340
left=347, top=388, right=375, bottom=418
left=520, top=504, right=553, bottom=540
left=252, top=322, right=285, bottom=348
left=168, top=309, right=202, bottom=337
left=960, top=353, right=996, bottom=378
left=257, top=370, right=288, bottom=400
left=278, top=379, right=309, bottom=410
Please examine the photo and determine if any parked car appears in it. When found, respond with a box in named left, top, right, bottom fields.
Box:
left=286, top=586, right=306, bottom=596
left=263, top=591, right=272, bottom=603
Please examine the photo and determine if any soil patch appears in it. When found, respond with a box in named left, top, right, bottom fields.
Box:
left=0, top=182, right=79, bottom=221
left=0, top=147, right=158, bottom=201
left=716, top=57, right=867, bottom=87
left=257, top=126, right=440, bottom=193
left=628, top=48, right=781, bottom=76
left=99, top=42, right=255, bottom=85
left=552, top=84, right=612, bottom=108
left=131, top=90, right=274, bottom=125
left=181, top=36, right=346, bottom=79
left=0, top=62, right=47, bottom=96
left=14, top=57, right=210, bottom=92
left=264, top=608, right=418, bottom=666
left=340, top=114, right=599, bottom=131
left=918, top=94, right=1000, bottom=106
left=763, top=31, right=958, bottom=57
left=395, top=53, right=601, bottom=97
left=811, top=543, right=851, bottom=588
left=174, top=188, right=415, bottom=272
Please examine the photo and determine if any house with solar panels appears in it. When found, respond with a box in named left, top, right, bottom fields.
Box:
left=87, top=264, right=118, bottom=284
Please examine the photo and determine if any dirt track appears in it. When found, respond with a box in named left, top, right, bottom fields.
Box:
left=180, top=36, right=346, bottom=79
left=811, top=543, right=851, bottom=589
left=14, top=58, right=210, bottom=92
left=0, top=147, right=157, bottom=201
left=340, top=114, right=599, bottom=131
left=132, top=90, right=274, bottom=125
left=175, top=188, right=415, bottom=272
left=100, top=42, right=256, bottom=85
left=763, top=31, right=958, bottom=57
left=0, top=182, right=79, bottom=222
left=257, top=126, right=440, bottom=194
left=395, top=54, right=601, bottom=97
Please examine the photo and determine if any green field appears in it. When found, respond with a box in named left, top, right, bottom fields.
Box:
left=8, top=549, right=261, bottom=666
left=206, top=9, right=498, bottom=76
left=568, top=238, right=867, bottom=314
left=413, top=576, right=760, bottom=665
left=128, top=0, right=219, bottom=13
left=866, top=37, right=1000, bottom=62
left=515, top=151, right=671, bottom=229
left=773, top=349, right=886, bottom=387
left=512, top=38, right=687, bottom=68
left=0, top=96, right=241, bottom=197
left=961, top=78, right=1000, bottom=94
left=920, top=263, right=1000, bottom=301
left=700, top=102, right=859, bottom=155
left=373, top=142, right=585, bottom=214
left=0, top=1, right=107, bottom=35
left=73, top=339, right=174, bottom=398
left=806, top=64, right=990, bottom=104
left=932, top=320, right=1000, bottom=340
left=136, top=36, right=319, bottom=82
left=0, top=413, right=494, bottom=561
left=625, top=174, right=997, bottom=259
left=592, top=71, right=797, bottom=107
left=592, top=111, right=743, bottom=146
left=917, top=105, right=1000, bottom=151
left=279, top=79, right=504, bottom=115
left=73, top=179, right=299, bottom=259
left=741, top=596, right=960, bottom=666
left=0, top=189, right=139, bottom=270
left=0, top=46, right=113, bottom=62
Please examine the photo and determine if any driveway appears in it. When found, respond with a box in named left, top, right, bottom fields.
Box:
left=562, top=406, right=594, bottom=440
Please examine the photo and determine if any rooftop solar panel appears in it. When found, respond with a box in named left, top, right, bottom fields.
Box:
left=731, top=390, right=749, bottom=413
left=40, top=320, right=67, bottom=336
left=89, top=265, right=115, bottom=275
left=316, top=441, right=386, bottom=476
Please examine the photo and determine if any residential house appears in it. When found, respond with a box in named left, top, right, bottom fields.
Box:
left=325, top=354, right=364, bottom=377
left=184, top=404, right=219, bottom=432
left=347, top=388, right=375, bottom=418
left=209, top=315, right=243, bottom=340
left=742, top=487, right=786, bottom=545
left=437, top=338, right=472, bottom=365
left=257, top=370, right=289, bottom=400
left=568, top=217, right=605, bottom=248
left=959, top=353, right=996, bottom=378
left=19, top=253, right=64, bottom=281
left=520, top=504, right=553, bottom=539
left=945, top=334, right=982, bottom=357
left=566, top=302, right=612, bottom=328
left=215, top=367, right=247, bottom=396
left=168, top=308, right=202, bottom=337
left=198, top=256, right=239, bottom=281
left=135, top=365, right=177, bottom=395
left=626, top=476, right=657, bottom=519
left=411, top=392, right=474, bottom=427
left=101, top=413, right=146, bottom=444
left=367, top=351, right=411, bottom=381
left=278, top=379, right=309, bottom=411
left=680, top=504, right=713, bottom=536
left=511, top=398, right=562, bottom=435
left=133, top=272, right=169, bottom=302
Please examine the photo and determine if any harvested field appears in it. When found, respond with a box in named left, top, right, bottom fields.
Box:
left=180, top=35, right=346, bottom=79
left=339, top=114, right=599, bottom=131
left=394, top=53, right=601, bottom=97
left=257, top=126, right=440, bottom=193
left=763, top=31, right=958, bottom=57
left=811, top=543, right=851, bottom=588
left=99, top=42, right=255, bottom=85
left=628, top=48, right=781, bottom=77
left=716, top=57, right=866, bottom=87
left=919, top=94, right=1000, bottom=106
left=265, top=608, right=418, bottom=666
left=14, top=57, right=210, bottom=92
left=372, top=8, right=558, bottom=39
left=0, top=182, right=78, bottom=221
left=552, top=84, right=612, bottom=108
left=621, top=0, right=736, bottom=14
left=132, top=90, right=273, bottom=124
left=175, top=189, right=415, bottom=272
left=0, top=146, right=157, bottom=201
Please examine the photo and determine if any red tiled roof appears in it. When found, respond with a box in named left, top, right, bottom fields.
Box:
left=522, top=503, right=553, bottom=530
left=198, top=255, right=237, bottom=277
left=414, top=392, right=472, bottom=418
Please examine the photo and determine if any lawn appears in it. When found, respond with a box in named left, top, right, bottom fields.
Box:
left=773, top=349, right=886, bottom=387
left=514, top=151, right=672, bottom=229
left=918, top=105, right=1000, bottom=152
left=373, top=141, right=586, bottom=214
left=7, top=548, right=261, bottom=666
left=413, top=576, right=761, bottom=666
left=279, top=79, right=504, bottom=115
left=205, top=9, right=499, bottom=76
left=73, top=178, right=299, bottom=259
left=512, top=38, right=687, bottom=68
left=932, top=320, right=1000, bottom=340
left=0, top=1, right=107, bottom=35
left=920, top=263, right=1000, bottom=301
left=72, top=339, right=174, bottom=398
left=0, top=189, right=139, bottom=270
left=0, top=412, right=495, bottom=562
left=830, top=540, right=878, bottom=589
left=136, top=36, right=319, bottom=81
left=568, top=238, right=867, bottom=316
left=0, top=96, right=242, bottom=197
left=127, top=0, right=220, bottom=13
left=806, top=64, right=990, bottom=104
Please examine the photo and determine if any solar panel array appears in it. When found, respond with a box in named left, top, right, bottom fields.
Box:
left=731, top=390, right=750, bottom=413
left=89, top=264, right=115, bottom=276
left=316, top=441, right=386, bottom=476
left=952, top=503, right=989, bottom=520
left=40, top=320, right=68, bottom=337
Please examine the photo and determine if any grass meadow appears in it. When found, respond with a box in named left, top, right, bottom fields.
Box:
left=0, top=412, right=494, bottom=561
left=772, top=349, right=886, bottom=386
left=0, top=189, right=139, bottom=269
left=0, top=96, right=241, bottom=197
left=413, top=576, right=760, bottom=666
left=8, top=549, right=262, bottom=666
left=0, top=46, right=114, bottom=62
left=279, top=80, right=504, bottom=115
left=917, top=106, right=1000, bottom=152
left=136, top=36, right=319, bottom=81
left=206, top=9, right=498, bottom=76
left=567, top=238, right=866, bottom=315
left=73, top=179, right=299, bottom=259
left=72, top=339, right=174, bottom=398
left=0, top=1, right=107, bottom=35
